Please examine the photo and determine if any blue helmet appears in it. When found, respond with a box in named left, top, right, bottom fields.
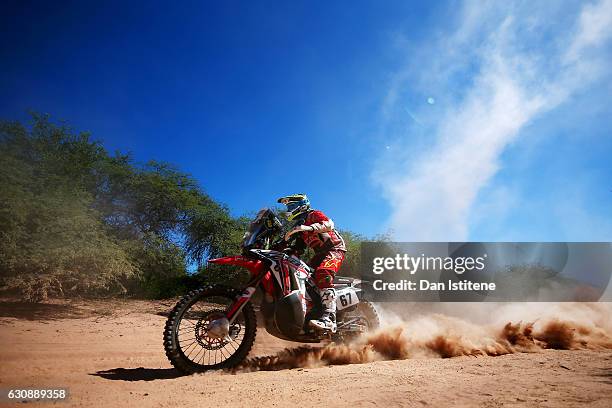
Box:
left=277, top=193, right=310, bottom=221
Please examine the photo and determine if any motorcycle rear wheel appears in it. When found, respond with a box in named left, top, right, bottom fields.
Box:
left=163, top=285, right=257, bottom=373
left=336, top=300, right=380, bottom=343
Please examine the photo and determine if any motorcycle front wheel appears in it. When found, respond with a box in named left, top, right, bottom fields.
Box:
left=163, top=285, right=257, bottom=373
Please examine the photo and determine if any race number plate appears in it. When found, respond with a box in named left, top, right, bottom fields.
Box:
left=336, top=287, right=359, bottom=310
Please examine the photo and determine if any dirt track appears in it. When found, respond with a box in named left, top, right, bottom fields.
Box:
left=0, top=299, right=611, bottom=407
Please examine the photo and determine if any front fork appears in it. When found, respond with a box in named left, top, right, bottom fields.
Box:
left=224, top=266, right=268, bottom=323
left=225, top=286, right=256, bottom=324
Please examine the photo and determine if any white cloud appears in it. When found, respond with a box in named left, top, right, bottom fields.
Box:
left=375, top=0, right=612, bottom=241
left=565, top=0, right=612, bottom=63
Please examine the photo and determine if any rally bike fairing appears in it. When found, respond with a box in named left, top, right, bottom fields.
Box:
left=208, top=208, right=362, bottom=341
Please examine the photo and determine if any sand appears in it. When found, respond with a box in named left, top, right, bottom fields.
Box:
left=0, top=299, right=610, bottom=407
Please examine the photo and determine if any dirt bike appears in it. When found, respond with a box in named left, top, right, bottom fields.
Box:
left=163, top=208, right=379, bottom=373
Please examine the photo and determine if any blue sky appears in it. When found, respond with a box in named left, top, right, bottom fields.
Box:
left=1, top=1, right=611, bottom=240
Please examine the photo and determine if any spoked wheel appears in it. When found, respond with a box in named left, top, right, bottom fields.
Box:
left=336, top=301, right=380, bottom=343
left=163, top=285, right=257, bottom=373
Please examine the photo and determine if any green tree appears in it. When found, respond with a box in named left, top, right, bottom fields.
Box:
left=0, top=116, right=137, bottom=300
left=0, top=114, right=241, bottom=300
left=337, top=229, right=367, bottom=277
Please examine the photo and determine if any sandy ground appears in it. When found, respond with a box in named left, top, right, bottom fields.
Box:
left=0, top=299, right=611, bottom=408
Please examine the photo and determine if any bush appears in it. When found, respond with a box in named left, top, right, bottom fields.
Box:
left=0, top=114, right=239, bottom=301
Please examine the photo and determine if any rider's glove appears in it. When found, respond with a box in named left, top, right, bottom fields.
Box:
left=284, top=224, right=314, bottom=241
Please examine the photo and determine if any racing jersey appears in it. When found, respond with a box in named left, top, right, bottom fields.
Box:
left=297, top=210, right=346, bottom=253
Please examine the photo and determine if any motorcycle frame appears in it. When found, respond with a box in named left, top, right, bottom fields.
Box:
left=209, top=250, right=365, bottom=341
left=207, top=253, right=276, bottom=323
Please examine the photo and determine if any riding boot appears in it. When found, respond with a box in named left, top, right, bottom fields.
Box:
left=309, top=288, right=337, bottom=333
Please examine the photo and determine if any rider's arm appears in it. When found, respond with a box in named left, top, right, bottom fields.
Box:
left=305, top=210, right=335, bottom=233
left=308, top=219, right=334, bottom=232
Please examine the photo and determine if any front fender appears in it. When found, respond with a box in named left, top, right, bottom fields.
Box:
left=208, top=256, right=265, bottom=277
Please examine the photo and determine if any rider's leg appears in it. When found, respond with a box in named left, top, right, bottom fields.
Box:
left=309, top=251, right=345, bottom=332
left=309, top=269, right=337, bottom=332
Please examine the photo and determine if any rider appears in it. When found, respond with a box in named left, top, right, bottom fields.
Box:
left=277, top=193, right=346, bottom=332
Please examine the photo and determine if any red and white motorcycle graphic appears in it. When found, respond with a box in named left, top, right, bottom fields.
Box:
left=163, top=209, right=379, bottom=373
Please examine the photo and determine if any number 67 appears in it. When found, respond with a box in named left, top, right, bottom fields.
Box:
left=339, top=292, right=352, bottom=307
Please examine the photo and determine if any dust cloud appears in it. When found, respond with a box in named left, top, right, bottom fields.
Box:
left=236, top=303, right=612, bottom=372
